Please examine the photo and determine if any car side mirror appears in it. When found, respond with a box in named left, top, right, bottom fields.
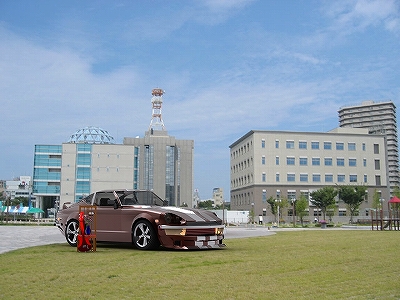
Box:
left=114, top=200, right=120, bottom=209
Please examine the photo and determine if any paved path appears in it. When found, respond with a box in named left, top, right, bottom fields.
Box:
left=0, top=225, right=277, bottom=254
left=0, top=225, right=65, bottom=254
left=0, top=224, right=370, bottom=254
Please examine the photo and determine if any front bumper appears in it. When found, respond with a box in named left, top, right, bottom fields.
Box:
left=158, top=224, right=226, bottom=250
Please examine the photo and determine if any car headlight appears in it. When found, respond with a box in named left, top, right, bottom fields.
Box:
left=215, top=227, right=224, bottom=235
left=164, top=213, right=185, bottom=225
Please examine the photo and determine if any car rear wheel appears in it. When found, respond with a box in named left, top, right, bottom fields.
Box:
left=65, top=219, right=79, bottom=247
left=133, top=220, right=159, bottom=250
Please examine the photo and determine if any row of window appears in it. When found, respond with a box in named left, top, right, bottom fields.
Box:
left=261, top=156, right=382, bottom=169
left=261, top=139, right=380, bottom=154
left=259, top=173, right=382, bottom=185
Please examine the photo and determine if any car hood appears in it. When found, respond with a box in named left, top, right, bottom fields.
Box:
left=125, top=205, right=221, bottom=224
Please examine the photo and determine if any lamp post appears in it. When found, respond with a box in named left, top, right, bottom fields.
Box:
left=275, top=199, right=281, bottom=227
left=292, top=198, right=296, bottom=227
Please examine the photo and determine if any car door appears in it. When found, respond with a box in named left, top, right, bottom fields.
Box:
left=94, top=192, right=124, bottom=242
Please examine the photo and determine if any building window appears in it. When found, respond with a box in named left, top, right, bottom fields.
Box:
left=311, top=141, right=319, bottom=149
left=325, top=174, right=333, bottom=182
left=261, top=139, right=265, bottom=148
left=276, top=156, right=279, bottom=165
left=299, top=157, right=308, bottom=166
left=262, top=156, right=266, bottom=165
left=286, top=157, right=295, bottom=165
left=338, top=174, right=345, bottom=182
left=362, top=143, right=366, bottom=151
left=287, top=173, right=295, bottom=182
left=375, top=175, right=381, bottom=186
left=312, top=174, right=321, bottom=182
left=337, top=158, right=345, bottom=166
left=349, top=158, right=357, bottom=167
left=375, top=159, right=380, bottom=170
left=275, top=140, right=279, bottom=149
left=300, top=173, right=308, bottom=182
left=364, top=174, right=368, bottom=183
left=350, top=174, right=357, bottom=182
left=262, top=173, right=266, bottom=182
left=363, top=159, right=367, bottom=167
left=299, top=141, right=307, bottom=149
left=286, top=140, right=294, bottom=149
left=324, top=142, right=332, bottom=150
left=276, top=173, right=280, bottom=182
left=324, top=157, right=332, bottom=166
left=312, top=157, right=320, bottom=166
left=348, top=142, right=356, bottom=151
left=374, top=144, right=379, bottom=154
left=262, top=190, right=267, bottom=203
left=336, top=142, right=344, bottom=150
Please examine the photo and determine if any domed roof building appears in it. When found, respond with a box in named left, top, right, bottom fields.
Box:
left=67, top=126, right=115, bottom=144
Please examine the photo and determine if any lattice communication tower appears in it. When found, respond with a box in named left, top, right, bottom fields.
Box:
left=149, top=88, right=166, bottom=131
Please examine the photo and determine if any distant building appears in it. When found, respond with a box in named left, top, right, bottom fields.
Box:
left=338, top=100, right=399, bottom=190
left=33, top=89, right=194, bottom=212
left=212, top=187, right=224, bottom=207
left=5, top=176, right=32, bottom=200
left=230, top=128, right=390, bottom=222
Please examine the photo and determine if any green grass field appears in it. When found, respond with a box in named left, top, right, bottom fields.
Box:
left=0, top=230, right=399, bottom=299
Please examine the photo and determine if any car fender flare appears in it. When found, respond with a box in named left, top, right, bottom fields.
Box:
left=131, top=213, right=157, bottom=233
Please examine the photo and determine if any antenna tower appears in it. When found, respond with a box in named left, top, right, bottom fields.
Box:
left=149, top=88, right=166, bottom=131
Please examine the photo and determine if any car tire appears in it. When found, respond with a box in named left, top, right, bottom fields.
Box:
left=65, top=219, right=79, bottom=247
left=132, top=220, right=159, bottom=250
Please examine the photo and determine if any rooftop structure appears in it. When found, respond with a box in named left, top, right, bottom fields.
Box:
left=149, top=88, right=166, bottom=131
left=67, top=126, right=115, bottom=144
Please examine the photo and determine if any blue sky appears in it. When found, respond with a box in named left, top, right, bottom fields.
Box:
left=1, top=0, right=399, bottom=199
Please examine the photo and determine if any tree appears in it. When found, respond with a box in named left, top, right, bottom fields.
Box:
left=326, top=204, right=336, bottom=223
left=197, top=200, right=213, bottom=210
left=267, top=197, right=277, bottom=221
left=310, top=186, right=337, bottom=221
left=338, top=185, right=367, bottom=224
left=295, top=195, right=309, bottom=227
left=371, top=189, right=382, bottom=210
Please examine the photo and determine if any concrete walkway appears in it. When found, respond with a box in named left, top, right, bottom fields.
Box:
left=0, top=224, right=370, bottom=254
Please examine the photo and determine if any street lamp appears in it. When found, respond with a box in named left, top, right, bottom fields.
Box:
left=291, top=198, right=296, bottom=227
left=275, top=199, right=281, bottom=227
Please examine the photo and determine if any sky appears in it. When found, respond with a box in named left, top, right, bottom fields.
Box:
left=1, top=0, right=399, bottom=199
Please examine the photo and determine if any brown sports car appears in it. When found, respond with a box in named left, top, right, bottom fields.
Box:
left=55, top=189, right=225, bottom=250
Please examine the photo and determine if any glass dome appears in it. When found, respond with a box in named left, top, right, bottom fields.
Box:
left=67, top=126, right=115, bottom=144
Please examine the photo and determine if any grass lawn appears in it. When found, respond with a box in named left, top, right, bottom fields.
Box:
left=0, top=230, right=399, bottom=299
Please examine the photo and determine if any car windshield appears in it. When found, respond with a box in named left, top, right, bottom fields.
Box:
left=118, top=191, right=165, bottom=206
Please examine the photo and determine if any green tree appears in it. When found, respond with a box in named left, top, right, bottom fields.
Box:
left=310, top=186, right=337, bottom=221
left=197, top=200, right=213, bottom=209
left=338, top=185, right=367, bottom=224
left=295, top=195, right=309, bottom=227
left=371, top=189, right=382, bottom=210
left=11, top=196, right=29, bottom=207
left=267, top=197, right=277, bottom=221
left=326, top=204, right=336, bottom=223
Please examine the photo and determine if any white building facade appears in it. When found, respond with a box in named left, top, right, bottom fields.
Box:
left=230, top=128, right=390, bottom=222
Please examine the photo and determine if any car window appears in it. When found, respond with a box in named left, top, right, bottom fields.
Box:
left=120, top=193, right=138, bottom=205
left=135, top=191, right=165, bottom=206
left=81, top=193, right=94, bottom=204
left=94, top=193, right=116, bottom=206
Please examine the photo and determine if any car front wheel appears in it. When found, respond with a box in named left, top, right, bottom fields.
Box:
left=65, top=219, right=79, bottom=247
left=133, top=220, right=159, bottom=250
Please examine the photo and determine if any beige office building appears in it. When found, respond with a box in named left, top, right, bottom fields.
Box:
left=229, top=128, right=390, bottom=222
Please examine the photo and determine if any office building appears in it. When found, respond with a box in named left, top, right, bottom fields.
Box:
left=338, top=100, right=399, bottom=190
left=229, top=128, right=390, bottom=221
left=33, top=89, right=194, bottom=213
